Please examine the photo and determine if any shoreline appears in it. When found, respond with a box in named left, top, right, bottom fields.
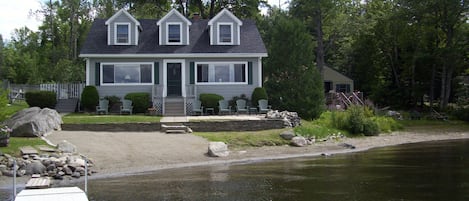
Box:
left=1, top=130, right=469, bottom=188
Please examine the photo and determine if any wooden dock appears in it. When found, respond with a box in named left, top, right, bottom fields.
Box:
left=25, top=177, right=50, bottom=189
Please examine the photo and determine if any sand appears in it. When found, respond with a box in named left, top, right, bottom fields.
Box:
left=1, top=128, right=468, bottom=188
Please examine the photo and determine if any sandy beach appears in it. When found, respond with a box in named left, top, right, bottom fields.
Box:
left=1, top=128, right=468, bottom=188
left=44, top=129, right=469, bottom=177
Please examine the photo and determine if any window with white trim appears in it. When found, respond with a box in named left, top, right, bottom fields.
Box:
left=115, top=23, right=130, bottom=44
left=218, top=23, right=233, bottom=44
left=167, top=23, right=182, bottom=44
left=196, top=62, right=246, bottom=84
left=102, top=63, right=153, bottom=85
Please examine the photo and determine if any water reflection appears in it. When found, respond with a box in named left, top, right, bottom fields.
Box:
left=2, top=139, right=469, bottom=201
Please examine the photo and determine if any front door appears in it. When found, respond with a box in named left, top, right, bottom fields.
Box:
left=167, top=63, right=182, bottom=96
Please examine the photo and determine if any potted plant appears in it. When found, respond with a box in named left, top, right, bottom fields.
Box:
left=0, top=125, right=12, bottom=147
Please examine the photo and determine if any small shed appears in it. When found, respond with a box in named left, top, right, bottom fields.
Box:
left=323, top=66, right=354, bottom=93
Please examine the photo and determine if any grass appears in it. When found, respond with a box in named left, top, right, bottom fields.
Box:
left=194, top=129, right=291, bottom=148
left=294, top=120, right=345, bottom=139
left=0, top=137, right=51, bottom=156
left=1, top=101, right=29, bottom=121
left=62, top=113, right=162, bottom=124
left=400, top=119, right=469, bottom=132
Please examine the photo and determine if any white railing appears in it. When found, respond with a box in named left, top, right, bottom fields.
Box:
left=40, top=83, right=85, bottom=99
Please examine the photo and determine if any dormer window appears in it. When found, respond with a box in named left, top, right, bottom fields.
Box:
left=115, top=23, right=130, bottom=45
left=219, top=23, right=233, bottom=44
left=167, top=23, right=182, bottom=44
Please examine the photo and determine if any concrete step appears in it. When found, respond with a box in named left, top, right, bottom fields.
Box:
left=161, top=124, right=191, bottom=134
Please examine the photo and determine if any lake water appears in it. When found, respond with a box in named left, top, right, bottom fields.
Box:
left=2, top=139, right=469, bottom=201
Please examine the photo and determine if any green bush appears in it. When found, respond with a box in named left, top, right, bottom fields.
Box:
left=347, top=106, right=365, bottom=135
left=124, top=92, right=150, bottom=113
left=372, top=116, right=402, bottom=132
left=452, top=107, right=469, bottom=122
left=251, top=87, right=268, bottom=106
left=25, top=91, right=57, bottom=108
left=81, top=86, right=99, bottom=111
left=363, top=119, right=380, bottom=136
left=199, top=93, right=224, bottom=109
left=330, top=111, right=349, bottom=130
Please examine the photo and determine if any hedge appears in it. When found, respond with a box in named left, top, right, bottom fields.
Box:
left=25, top=91, right=57, bottom=109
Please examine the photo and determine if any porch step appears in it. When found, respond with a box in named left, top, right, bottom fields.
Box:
left=161, top=124, right=191, bottom=134
left=164, top=99, right=185, bottom=116
left=55, top=98, right=78, bottom=113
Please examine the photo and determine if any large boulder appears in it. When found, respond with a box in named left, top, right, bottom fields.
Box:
left=266, top=110, right=301, bottom=127
left=280, top=130, right=296, bottom=140
left=291, top=136, right=308, bottom=147
left=5, top=107, right=62, bottom=137
left=57, top=140, right=77, bottom=153
left=25, top=160, right=46, bottom=175
left=208, top=142, right=229, bottom=157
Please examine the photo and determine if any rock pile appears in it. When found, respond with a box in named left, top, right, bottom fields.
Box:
left=279, top=130, right=345, bottom=147
left=0, top=150, right=93, bottom=180
left=266, top=110, right=301, bottom=127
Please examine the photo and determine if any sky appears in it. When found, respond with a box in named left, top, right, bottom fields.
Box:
left=0, top=0, right=289, bottom=41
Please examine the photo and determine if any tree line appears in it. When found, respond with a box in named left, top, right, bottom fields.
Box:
left=0, top=0, right=467, bottom=117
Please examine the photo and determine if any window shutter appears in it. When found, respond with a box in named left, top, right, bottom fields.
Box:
left=95, top=62, right=100, bottom=86
left=190, top=62, right=195, bottom=84
left=154, top=62, right=159, bottom=84
left=248, top=62, right=253, bottom=85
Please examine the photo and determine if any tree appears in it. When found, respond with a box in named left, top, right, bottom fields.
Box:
left=263, top=12, right=325, bottom=119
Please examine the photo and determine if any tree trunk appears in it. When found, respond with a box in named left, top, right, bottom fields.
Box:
left=429, top=63, right=436, bottom=107
left=209, top=0, right=216, bottom=18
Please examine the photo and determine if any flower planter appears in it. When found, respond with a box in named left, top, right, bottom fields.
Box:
left=0, top=136, right=9, bottom=147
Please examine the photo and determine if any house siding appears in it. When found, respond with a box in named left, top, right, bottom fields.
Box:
left=211, top=15, right=240, bottom=45
left=323, top=67, right=354, bottom=92
left=159, top=14, right=189, bottom=45
left=108, top=14, right=138, bottom=45
left=88, top=57, right=261, bottom=100
left=88, top=58, right=163, bottom=98
left=187, top=58, right=260, bottom=100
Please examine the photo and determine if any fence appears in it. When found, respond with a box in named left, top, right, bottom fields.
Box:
left=4, top=81, right=85, bottom=102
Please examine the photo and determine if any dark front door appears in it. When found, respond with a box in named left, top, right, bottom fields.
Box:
left=167, top=63, right=182, bottom=96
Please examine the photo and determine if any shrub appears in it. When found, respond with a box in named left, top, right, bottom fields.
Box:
left=81, top=86, right=99, bottom=111
left=25, top=91, right=57, bottom=108
left=363, top=119, right=380, bottom=136
left=372, top=116, right=402, bottom=132
left=199, top=93, right=224, bottom=109
left=452, top=107, right=469, bottom=122
left=330, top=111, right=349, bottom=130
left=124, top=92, right=150, bottom=113
left=347, top=106, right=365, bottom=134
left=251, top=87, right=268, bottom=106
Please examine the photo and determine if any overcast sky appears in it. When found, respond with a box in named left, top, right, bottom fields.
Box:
left=0, top=0, right=289, bottom=41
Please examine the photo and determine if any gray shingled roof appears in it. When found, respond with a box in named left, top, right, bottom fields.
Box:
left=80, top=18, right=267, bottom=55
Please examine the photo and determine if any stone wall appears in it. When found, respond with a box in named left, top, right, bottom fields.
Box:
left=61, top=120, right=285, bottom=132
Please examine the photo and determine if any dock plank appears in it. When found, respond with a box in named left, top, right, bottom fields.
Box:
left=20, top=146, right=38, bottom=155
left=25, top=178, right=50, bottom=189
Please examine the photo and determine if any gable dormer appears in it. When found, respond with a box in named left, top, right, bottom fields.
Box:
left=157, top=9, right=192, bottom=45
left=208, top=9, right=243, bottom=46
left=105, top=9, right=141, bottom=46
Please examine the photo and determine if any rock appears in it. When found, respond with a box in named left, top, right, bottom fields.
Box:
left=57, top=140, right=77, bottom=153
left=208, top=142, right=229, bottom=157
left=25, top=160, right=46, bottom=175
left=291, top=136, right=308, bottom=147
left=71, top=171, right=81, bottom=178
left=16, top=169, right=26, bottom=177
left=54, top=174, right=63, bottom=180
left=5, top=107, right=62, bottom=137
left=0, top=164, right=7, bottom=172
left=280, top=130, right=296, bottom=140
left=63, top=167, right=73, bottom=175
left=266, top=110, right=301, bottom=127
left=46, top=164, right=56, bottom=172
left=22, top=155, right=29, bottom=160
left=338, top=143, right=356, bottom=149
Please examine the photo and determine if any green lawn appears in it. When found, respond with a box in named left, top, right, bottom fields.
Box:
left=0, top=137, right=51, bottom=156
left=194, top=129, right=291, bottom=148
left=62, top=113, right=162, bottom=124
left=1, top=101, right=29, bottom=122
